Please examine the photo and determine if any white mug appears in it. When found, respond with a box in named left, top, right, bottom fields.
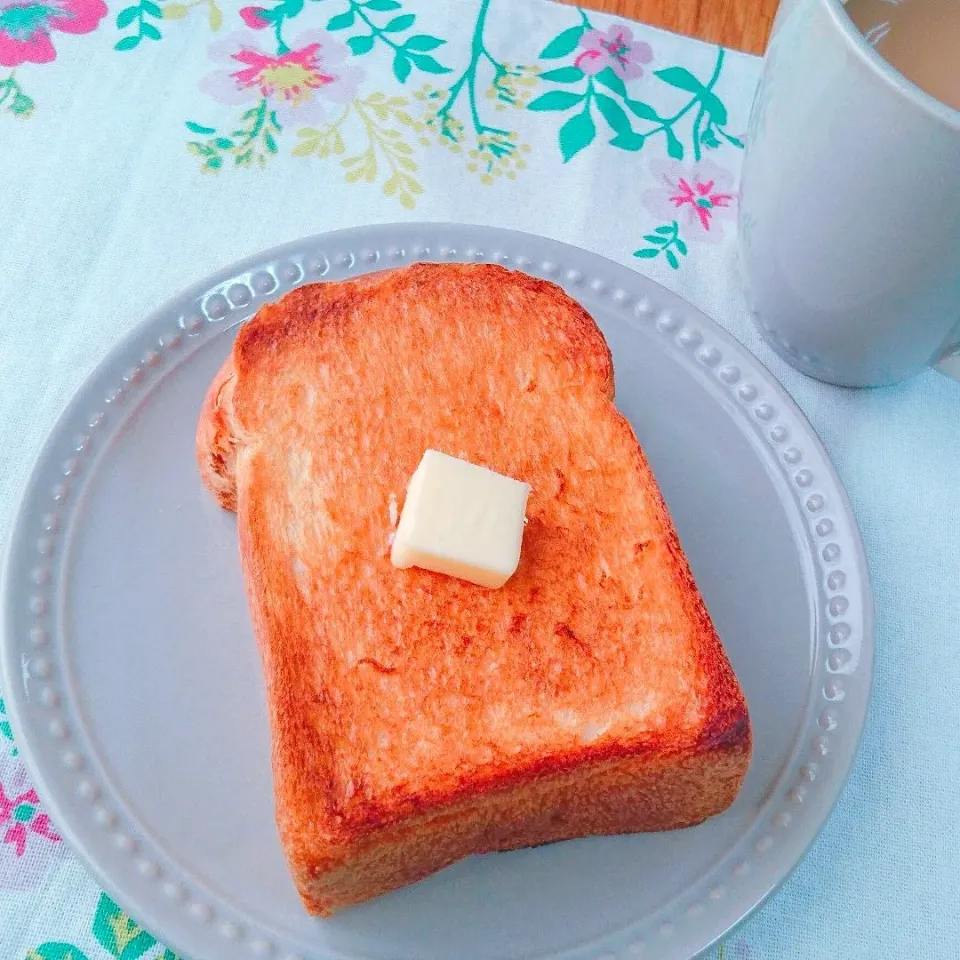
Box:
left=738, top=0, right=960, bottom=387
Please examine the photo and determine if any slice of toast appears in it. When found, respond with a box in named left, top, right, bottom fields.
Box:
left=197, top=262, right=750, bottom=916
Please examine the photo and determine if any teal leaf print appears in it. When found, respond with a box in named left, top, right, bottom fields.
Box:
left=186, top=100, right=282, bottom=171
left=665, top=127, right=684, bottom=159
left=114, top=1, right=165, bottom=51
left=160, top=950, right=185, bottom=960
left=347, top=34, right=375, bottom=54
left=700, top=126, right=720, bottom=149
left=327, top=10, right=355, bottom=30
left=406, top=53, right=449, bottom=74
left=92, top=894, right=156, bottom=960
left=610, top=130, right=645, bottom=151
left=539, top=25, right=585, bottom=59
left=26, top=944, right=91, bottom=960
left=653, top=65, right=706, bottom=94
left=594, top=66, right=626, bottom=98
left=338, top=0, right=451, bottom=80
left=0, top=697, right=18, bottom=755
left=528, top=90, right=583, bottom=112
left=634, top=220, right=688, bottom=270
left=559, top=107, right=595, bottom=162
left=625, top=98, right=659, bottom=121
left=393, top=52, right=412, bottom=83
left=594, top=92, right=631, bottom=135
left=701, top=91, right=728, bottom=125
left=537, top=66, right=583, bottom=84
left=404, top=35, right=445, bottom=51
left=0, top=72, right=34, bottom=120
left=383, top=14, right=415, bottom=32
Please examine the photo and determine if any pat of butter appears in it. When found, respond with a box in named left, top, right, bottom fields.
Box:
left=390, top=450, right=530, bottom=589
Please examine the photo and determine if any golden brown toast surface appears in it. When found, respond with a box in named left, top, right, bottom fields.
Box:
left=197, top=263, right=750, bottom=914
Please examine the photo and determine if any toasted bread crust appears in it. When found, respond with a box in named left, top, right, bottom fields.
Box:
left=197, top=263, right=750, bottom=915
left=197, top=354, right=240, bottom=511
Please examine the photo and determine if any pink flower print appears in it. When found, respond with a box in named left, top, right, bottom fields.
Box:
left=239, top=6, right=271, bottom=30
left=642, top=159, right=737, bottom=244
left=233, top=47, right=334, bottom=98
left=0, top=0, right=107, bottom=67
left=200, top=31, right=363, bottom=126
left=575, top=24, right=653, bottom=81
left=0, top=783, right=60, bottom=857
left=0, top=760, right=65, bottom=889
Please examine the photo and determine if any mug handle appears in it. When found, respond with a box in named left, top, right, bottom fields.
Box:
left=934, top=323, right=960, bottom=382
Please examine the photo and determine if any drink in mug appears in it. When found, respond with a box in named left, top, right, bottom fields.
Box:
left=844, top=0, right=960, bottom=111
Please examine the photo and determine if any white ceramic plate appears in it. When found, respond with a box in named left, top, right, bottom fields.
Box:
left=0, top=224, right=873, bottom=960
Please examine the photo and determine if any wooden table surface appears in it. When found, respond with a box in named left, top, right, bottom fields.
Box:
left=561, top=0, right=779, bottom=55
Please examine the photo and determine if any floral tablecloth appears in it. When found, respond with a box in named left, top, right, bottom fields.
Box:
left=1, top=1, right=958, bottom=958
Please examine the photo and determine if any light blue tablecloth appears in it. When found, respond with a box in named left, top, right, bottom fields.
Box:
left=0, top=1, right=958, bottom=957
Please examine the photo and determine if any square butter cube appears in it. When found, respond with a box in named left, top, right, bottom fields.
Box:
left=391, top=450, right=530, bottom=589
